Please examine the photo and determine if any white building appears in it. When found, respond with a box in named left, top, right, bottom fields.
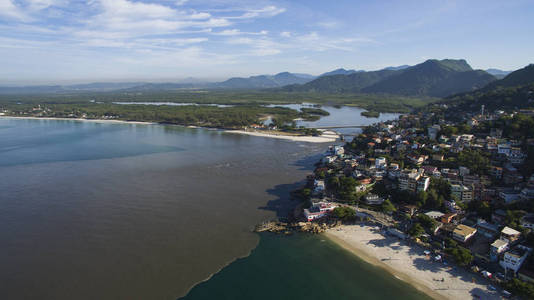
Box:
left=375, top=157, right=387, bottom=169
left=425, top=211, right=445, bottom=219
left=322, top=155, right=337, bottom=164
left=490, top=239, right=509, bottom=262
left=313, top=180, right=325, bottom=195
left=417, top=176, right=430, bottom=192
left=364, top=193, right=385, bottom=205
left=453, top=224, right=477, bottom=243
left=333, top=145, right=345, bottom=156
left=500, top=246, right=532, bottom=274
left=451, top=184, right=473, bottom=202
left=303, top=202, right=337, bottom=221
left=501, top=226, right=521, bottom=244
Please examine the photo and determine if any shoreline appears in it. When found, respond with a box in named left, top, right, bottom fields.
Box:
left=324, top=225, right=500, bottom=300
left=0, top=116, right=155, bottom=125
left=0, top=116, right=339, bottom=143
left=224, top=129, right=339, bottom=143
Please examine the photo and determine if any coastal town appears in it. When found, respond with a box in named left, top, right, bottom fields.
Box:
left=289, top=105, right=534, bottom=299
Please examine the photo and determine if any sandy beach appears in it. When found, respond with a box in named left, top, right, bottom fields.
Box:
left=325, top=225, right=501, bottom=300
left=1, top=117, right=340, bottom=143
left=0, top=116, right=155, bottom=125
left=225, top=129, right=339, bottom=143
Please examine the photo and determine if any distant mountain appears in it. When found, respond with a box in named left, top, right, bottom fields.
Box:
left=483, top=64, right=534, bottom=90
left=292, top=73, right=317, bottom=80
left=283, top=59, right=496, bottom=97
left=319, top=68, right=363, bottom=77
left=283, top=69, right=398, bottom=93
left=217, top=72, right=315, bottom=89
left=68, top=82, right=146, bottom=91
left=361, top=59, right=496, bottom=97
left=381, top=65, right=411, bottom=71
left=0, top=85, right=64, bottom=94
left=119, top=82, right=204, bottom=91
left=485, top=68, right=512, bottom=79
left=443, top=64, right=534, bottom=113
left=0, top=72, right=317, bottom=94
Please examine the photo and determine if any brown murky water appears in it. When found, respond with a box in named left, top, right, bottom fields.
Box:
left=0, top=119, right=325, bottom=299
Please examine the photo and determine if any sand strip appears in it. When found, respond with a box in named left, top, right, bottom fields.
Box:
left=0, top=116, right=155, bottom=125
left=324, top=225, right=501, bottom=300
left=225, top=130, right=339, bottom=143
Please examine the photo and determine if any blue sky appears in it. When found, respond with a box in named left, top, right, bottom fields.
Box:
left=0, top=0, right=533, bottom=84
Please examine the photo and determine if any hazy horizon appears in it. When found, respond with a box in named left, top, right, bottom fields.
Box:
left=1, top=0, right=533, bottom=84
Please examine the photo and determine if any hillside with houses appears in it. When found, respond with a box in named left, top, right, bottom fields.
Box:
left=296, top=103, right=534, bottom=298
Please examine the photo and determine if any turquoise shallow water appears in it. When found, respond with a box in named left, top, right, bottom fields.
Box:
left=181, top=233, right=432, bottom=300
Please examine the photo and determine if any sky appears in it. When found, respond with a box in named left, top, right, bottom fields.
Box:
left=0, top=0, right=533, bottom=84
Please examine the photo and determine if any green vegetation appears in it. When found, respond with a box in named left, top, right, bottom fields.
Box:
left=443, top=81, right=534, bottom=113
left=390, top=179, right=450, bottom=211
left=381, top=199, right=396, bottom=214
left=360, top=111, right=380, bottom=118
left=408, top=223, right=425, bottom=237
left=289, top=59, right=496, bottom=98
left=484, top=64, right=534, bottom=90
left=444, top=245, right=473, bottom=267
left=284, top=69, right=397, bottom=93
left=416, top=214, right=439, bottom=233
left=504, top=279, right=534, bottom=299
left=0, top=102, right=311, bottom=129
left=0, top=90, right=432, bottom=113
left=456, top=149, right=491, bottom=174
left=362, top=59, right=495, bottom=97
left=332, top=206, right=356, bottom=221
left=334, top=176, right=359, bottom=203
left=300, top=107, right=330, bottom=116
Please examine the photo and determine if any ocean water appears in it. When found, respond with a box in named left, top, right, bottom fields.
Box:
left=0, top=117, right=423, bottom=300
left=181, top=233, right=432, bottom=300
left=0, top=118, right=324, bottom=299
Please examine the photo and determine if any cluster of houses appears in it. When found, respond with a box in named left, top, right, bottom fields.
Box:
left=304, top=109, right=534, bottom=285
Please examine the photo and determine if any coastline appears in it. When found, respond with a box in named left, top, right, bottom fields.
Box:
left=0, top=116, right=338, bottom=143
left=224, top=129, right=339, bottom=143
left=0, top=116, right=155, bottom=125
left=324, top=225, right=500, bottom=300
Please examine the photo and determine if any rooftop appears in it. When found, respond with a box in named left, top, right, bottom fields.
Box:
left=491, top=239, right=508, bottom=248
left=425, top=211, right=445, bottom=218
left=454, top=224, right=477, bottom=237
left=502, top=226, right=521, bottom=236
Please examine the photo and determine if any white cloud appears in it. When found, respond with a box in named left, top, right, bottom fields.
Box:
left=26, top=0, right=64, bottom=11
left=280, top=31, right=291, bottom=37
left=224, top=6, right=286, bottom=19
left=214, top=29, right=268, bottom=36
left=0, top=0, right=29, bottom=20
left=317, top=21, right=339, bottom=29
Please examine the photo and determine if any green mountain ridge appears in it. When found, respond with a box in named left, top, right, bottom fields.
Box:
left=284, top=59, right=497, bottom=98
left=483, top=64, right=534, bottom=90
left=283, top=69, right=398, bottom=93
left=441, top=63, right=534, bottom=113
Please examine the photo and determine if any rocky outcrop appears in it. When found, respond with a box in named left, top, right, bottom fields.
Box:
left=254, top=219, right=341, bottom=234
